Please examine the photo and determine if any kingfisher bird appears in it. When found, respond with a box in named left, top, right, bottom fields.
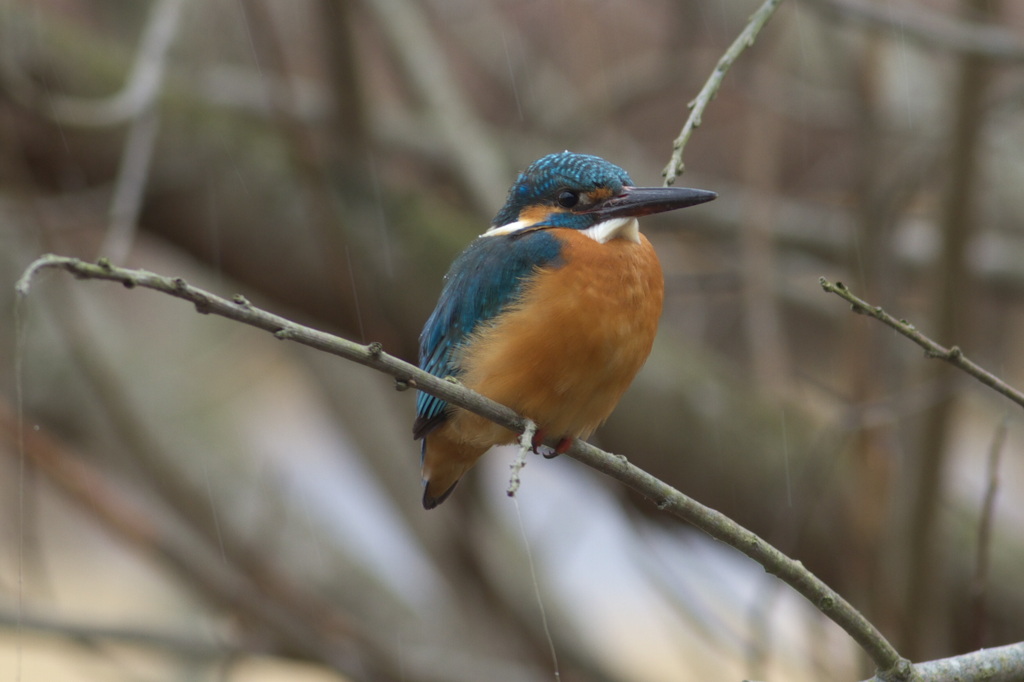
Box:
left=414, top=151, right=716, bottom=509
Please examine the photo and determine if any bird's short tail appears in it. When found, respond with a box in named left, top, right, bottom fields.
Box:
left=419, top=427, right=489, bottom=509
left=422, top=478, right=458, bottom=510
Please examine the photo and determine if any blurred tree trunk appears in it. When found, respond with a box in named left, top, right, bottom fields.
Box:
left=901, top=0, right=1000, bottom=660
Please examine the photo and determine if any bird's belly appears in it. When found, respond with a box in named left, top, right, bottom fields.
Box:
left=451, top=230, right=664, bottom=446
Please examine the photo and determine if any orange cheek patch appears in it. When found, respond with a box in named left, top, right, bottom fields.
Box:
left=588, top=187, right=615, bottom=201
left=518, top=204, right=561, bottom=226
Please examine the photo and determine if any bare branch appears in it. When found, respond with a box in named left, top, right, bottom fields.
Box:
left=17, top=254, right=914, bottom=681
left=662, top=0, right=784, bottom=186
left=819, top=277, right=1024, bottom=410
left=861, top=641, right=1024, bottom=682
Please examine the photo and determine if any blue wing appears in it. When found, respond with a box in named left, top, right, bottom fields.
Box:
left=414, top=229, right=564, bottom=438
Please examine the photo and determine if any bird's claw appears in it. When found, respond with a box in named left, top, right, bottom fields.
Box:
left=543, top=437, right=573, bottom=458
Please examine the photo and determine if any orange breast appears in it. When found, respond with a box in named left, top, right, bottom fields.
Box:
left=449, top=228, right=664, bottom=447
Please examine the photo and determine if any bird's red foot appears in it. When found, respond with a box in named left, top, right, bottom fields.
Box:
left=529, top=427, right=573, bottom=458
left=530, top=427, right=547, bottom=453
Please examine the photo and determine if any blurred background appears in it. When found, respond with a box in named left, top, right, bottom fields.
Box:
left=1, top=0, right=1023, bottom=680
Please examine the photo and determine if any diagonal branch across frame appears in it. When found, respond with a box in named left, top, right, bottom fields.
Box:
left=17, top=254, right=917, bottom=681
left=819, top=277, right=1024, bottom=410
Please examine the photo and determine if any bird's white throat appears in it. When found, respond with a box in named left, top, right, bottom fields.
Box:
left=580, top=217, right=640, bottom=244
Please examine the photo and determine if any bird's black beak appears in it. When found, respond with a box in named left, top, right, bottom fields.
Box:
left=592, top=185, right=717, bottom=221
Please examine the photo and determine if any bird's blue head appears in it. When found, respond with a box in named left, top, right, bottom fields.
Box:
left=487, top=151, right=716, bottom=241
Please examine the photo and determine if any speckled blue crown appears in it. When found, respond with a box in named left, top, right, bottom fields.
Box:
left=491, top=152, right=634, bottom=227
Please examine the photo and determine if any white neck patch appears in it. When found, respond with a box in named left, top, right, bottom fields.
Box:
left=482, top=216, right=641, bottom=243
left=580, top=217, right=640, bottom=243
left=482, top=219, right=531, bottom=237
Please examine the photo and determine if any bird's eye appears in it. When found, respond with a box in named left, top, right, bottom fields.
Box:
left=556, top=190, right=580, bottom=208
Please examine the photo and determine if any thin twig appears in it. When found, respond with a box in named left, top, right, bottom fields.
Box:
left=819, top=278, right=1024, bottom=410
left=17, top=254, right=914, bottom=681
left=662, top=0, right=784, bottom=186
